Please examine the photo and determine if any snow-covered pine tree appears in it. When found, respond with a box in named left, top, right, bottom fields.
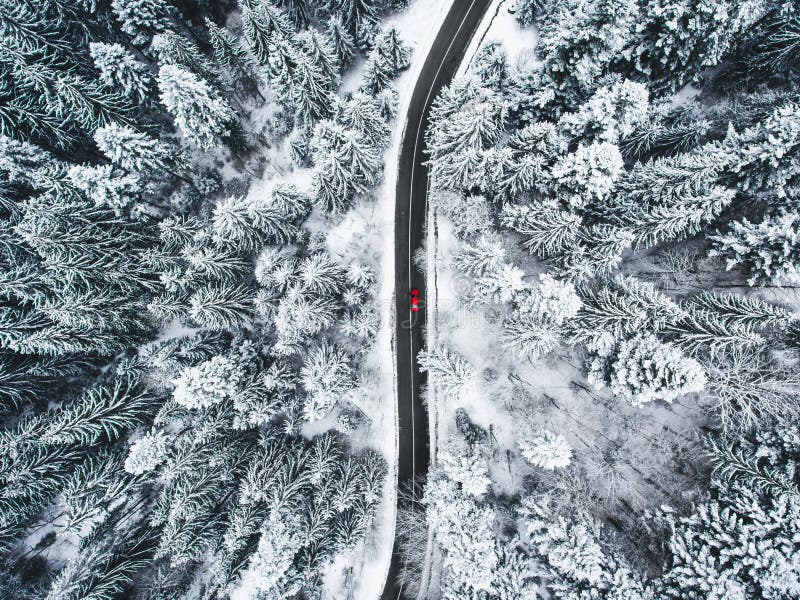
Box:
left=188, top=283, right=255, bottom=329
left=534, top=0, right=638, bottom=106
left=111, top=0, right=172, bottom=44
left=94, top=123, right=184, bottom=175
left=240, top=0, right=294, bottom=65
left=327, top=16, right=356, bottom=67
left=472, top=42, right=509, bottom=92
left=721, top=101, right=800, bottom=197
left=710, top=211, right=800, bottom=286
left=360, top=27, right=411, bottom=95
left=492, top=121, right=566, bottom=197
left=558, top=78, right=649, bottom=144
left=426, top=75, right=506, bottom=191
left=311, top=119, right=383, bottom=212
left=589, top=332, right=707, bottom=406
left=559, top=224, right=634, bottom=280
left=572, top=275, right=685, bottom=348
left=157, top=64, right=236, bottom=150
left=687, top=291, right=792, bottom=329
left=630, top=0, right=767, bottom=93
left=519, top=430, right=573, bottom=470
left=658, top=425, right=800, bottom=598
left=301, top=341, right=354, bottom=421
left=469, top=262, right=526, bottom=306
left=152, top=30, right=219, bottom=85
left=500, top=203, right=581, bottom=258
left=321, top=0, right=380, bottom=43
left=501, top=273, right=581, bottom=359
left=438, top=442, right=491, bottom=497
left=89, top=42, right=151, bottom=102
left=418, top=345, right=475, bottom=399
left=68, top=164, right=141, bottom=213
left=452, top=235, right=507, bottom=276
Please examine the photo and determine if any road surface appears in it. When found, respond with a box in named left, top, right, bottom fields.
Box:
left=382, top=1, right=492, bottom=598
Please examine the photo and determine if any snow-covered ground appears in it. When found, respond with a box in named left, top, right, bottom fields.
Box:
left=319, top=3, right=455, bottom=598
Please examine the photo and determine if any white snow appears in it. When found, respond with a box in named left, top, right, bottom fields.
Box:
left=457, top=0, right=538, bottom=78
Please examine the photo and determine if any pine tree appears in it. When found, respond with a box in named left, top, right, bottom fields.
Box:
left=157, top=64, right=236, bottom=150
left=551, top=141, right=623, bottom=209
left=68, top=164, right=140, bottom=213
left=721, top=101, right=800, bottom=197
left=311, top=119, right=383, bottom=212
left=452, top=235, right=507, bottom=276
left=588, top=333, right=707, bottom=406
left=535, top=0, right=638, bottom=104
left=667, top=307, right=767, bottom=355
left=472, top=42, right=509, bottom=92
left=688, top=292, right=792, bottom=329
left=520, top=495, right=608, bottom=588
left=240, top=1, right=294, bottom=64
left=630, top=0, right=767, bottom=93
left=94, top=123, right=183, bottom=175
left=519, top=430, right=572, bottom=470
left=45, top=521, right=154, bottom=600
left=326, top=16, right=356, bottom=68
left=89, top=42, right=151, bottom=102
left=322, top=0, right=380, bottom=42
left=710, top=211, right=800, bottom=286
left=658, top=428, right=800, bottom=598
left=558, top=78, right=649, bottom=144
left=360, top=27, right=411, bottom=95
left=438, top=442, right=491, bottom=497
left=501, top=203, right=581, bottom=258
left=513, top=0, right=547, bottom=26
left=188, top=284, right=254, bottom=329
left=499, top=121, right=566, bottom=197
left=426, top=76, right=506, bottom=191
left=287, top=33, right=338, bottom=123
left=559, top=224, right=634, bottom=280
left=573, top=275, right=685, bottom=347
left=111, top=0, right=172, bottom=44
left=418, top=345, right=474, bottom=399
left=151, top=30, right=218, bottom=85
left=301, top=341, right=354, bottom=421
left=297, top=253, right=345, bottom=296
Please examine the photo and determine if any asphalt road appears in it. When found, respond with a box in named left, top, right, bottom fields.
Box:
left=382, top=1, right=492, bottom=598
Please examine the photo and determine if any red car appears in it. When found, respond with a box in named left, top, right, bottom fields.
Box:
left=410, top=288, right=420, bottom=313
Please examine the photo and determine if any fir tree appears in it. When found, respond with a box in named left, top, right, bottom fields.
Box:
left=240, top=0, right=294, bottom=64
left=658, top=427, right=800, bottom=598
left=111, top=0, right=172, bottom=44
left=588, top=333, right=707, bottom=406
left=188, top=284, right=254, bottom=329
left=418, top=345, right=474, bottom=399
left=631, top=0, right=767, bottom=93
left=710, top=211, right=800, bottom=286
left=534, top=0, right=638, bottom=105
left=94, top=123, right=183, bottom=175
left=151, top=30, right=218, bottom=85
left=157, top=64, right=236, bottom=150
left=89, top=42, right=151, bottom=102
left=519, top=430, right=572, bottom=470
left=360, top=27, right=411, bottom=95
left=500, top=203, right=581, bottom=258
left=326, top=17, right=356, bottom=68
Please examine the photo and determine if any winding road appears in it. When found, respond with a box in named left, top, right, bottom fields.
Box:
left=382, top=1, right=492, bottom=598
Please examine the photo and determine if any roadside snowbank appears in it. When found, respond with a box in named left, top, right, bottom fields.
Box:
left=320, top=3, right=455, bottom=598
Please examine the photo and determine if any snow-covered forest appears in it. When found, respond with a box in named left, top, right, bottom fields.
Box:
left=0, top=0, right=414, bottom=597
left=411, top=0, right=800, bottom=598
